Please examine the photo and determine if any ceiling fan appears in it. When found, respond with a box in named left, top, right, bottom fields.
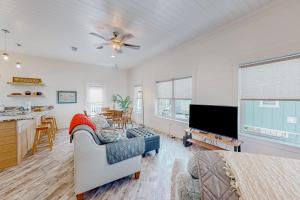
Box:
left=90, top=31, right=141, bottom=53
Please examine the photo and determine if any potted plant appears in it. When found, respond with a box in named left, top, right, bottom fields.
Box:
left=116, top=94, right=132, bottom=111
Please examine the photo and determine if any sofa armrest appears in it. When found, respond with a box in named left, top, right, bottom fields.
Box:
left=73, top=130, right=142, bottom=194
left=176, top=172, right=201, bottom=200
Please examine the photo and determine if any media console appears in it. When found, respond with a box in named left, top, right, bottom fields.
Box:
left=184, top=129, right=243, bottom=152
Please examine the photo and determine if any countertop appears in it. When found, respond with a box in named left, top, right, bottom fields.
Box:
left=0, top=110, right=51, bottom=122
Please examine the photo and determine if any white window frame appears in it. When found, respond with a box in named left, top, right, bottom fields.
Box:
left=156, top=76, right=192, bottom=122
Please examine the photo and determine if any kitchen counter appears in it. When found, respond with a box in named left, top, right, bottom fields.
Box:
left=0, top=110, right=51, bottom=122
left=0, top=109, right=54, bottom=169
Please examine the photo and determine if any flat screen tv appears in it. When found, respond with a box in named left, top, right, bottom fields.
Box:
left=189, top=104, right=238, bottom=139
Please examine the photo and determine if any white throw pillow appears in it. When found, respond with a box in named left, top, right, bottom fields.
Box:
left=90, top=115, right=110, bottom=130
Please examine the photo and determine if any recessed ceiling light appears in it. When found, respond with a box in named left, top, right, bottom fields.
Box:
left=111, top=55, right=116, bottom=58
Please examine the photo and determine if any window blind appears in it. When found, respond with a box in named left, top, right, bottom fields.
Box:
left=240, top=57, right=300, bottom=99
left=156, top=81, right=172, bottom=98
left=174, top=77, right=192, bottom=99
left=87, top=86, right=104, bottom=103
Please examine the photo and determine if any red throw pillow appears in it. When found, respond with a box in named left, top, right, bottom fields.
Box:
left=69, top=113, right=96, bottom=134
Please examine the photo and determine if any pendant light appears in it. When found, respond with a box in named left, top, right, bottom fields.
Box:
left=2, top=29, right=10, bottom=61
left=16, top=62, right=21, bottom=68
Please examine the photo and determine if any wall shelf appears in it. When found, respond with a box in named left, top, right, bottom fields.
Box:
left=7, top=94, right=45, bottom=97
left=7, top=82, right=45, bottom=86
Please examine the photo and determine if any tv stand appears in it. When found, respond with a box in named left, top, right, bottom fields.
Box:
left=184, top=129, right=243, bottom=152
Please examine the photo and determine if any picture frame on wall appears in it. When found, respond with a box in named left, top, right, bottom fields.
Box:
left=57, top=91, right=77, bottom=104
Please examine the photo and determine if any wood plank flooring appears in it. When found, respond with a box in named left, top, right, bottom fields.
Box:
left=0, top=129, right=204, bottom=200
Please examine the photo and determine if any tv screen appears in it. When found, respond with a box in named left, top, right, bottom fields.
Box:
left=189, top=104, right=238, bottom=139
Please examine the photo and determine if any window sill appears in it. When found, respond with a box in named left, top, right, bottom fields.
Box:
left=239, top=132, right=300, bottom=149
left=154, top=115, right=189, bottom=125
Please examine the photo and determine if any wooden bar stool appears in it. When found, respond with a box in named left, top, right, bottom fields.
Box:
left=32, top=126, right=53, bottom=154
left=45, top=116, right=58, bottom=132
left=42, top=120, right=56, bottom=140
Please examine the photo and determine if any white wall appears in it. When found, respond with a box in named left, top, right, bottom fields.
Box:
left=0, top=53, right=128, bottom=128
left=128, top=0, right=300, bottom=158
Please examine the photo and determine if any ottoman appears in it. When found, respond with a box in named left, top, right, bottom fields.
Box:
left=126, top=128, right=160, bottom=156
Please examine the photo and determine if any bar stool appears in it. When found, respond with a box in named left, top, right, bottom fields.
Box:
left=32, top=126, right=53, bottom=154
left=42, top=120, right=56, bottom=140
left=45, top=116, right=58, bottom=132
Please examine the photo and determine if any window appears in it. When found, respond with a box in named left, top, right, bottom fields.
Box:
left=156, top=77, right=192, bottom=121
left=133, top=86, right=143, bottom=113
left=86, top=85, right=104, bottom=115
left=240, top=55, right=300, bottom=147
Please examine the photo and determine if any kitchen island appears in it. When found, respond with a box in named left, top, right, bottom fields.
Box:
left=0, top=110, right=51, bottom=169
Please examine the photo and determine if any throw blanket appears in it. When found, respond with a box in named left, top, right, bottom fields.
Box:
left=194, top=151, right=239, bottom=200
left=69, top=113, right=96, bottom=135
left=106, top=136, right=145, bottom=164
left=219, top=151, right=300, bottom=200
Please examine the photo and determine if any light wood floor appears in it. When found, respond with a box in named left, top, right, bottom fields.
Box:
left=0, top=129, right=204, bottom=200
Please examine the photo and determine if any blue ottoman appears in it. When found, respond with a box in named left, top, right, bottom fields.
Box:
left=126, top=128, right=160, bottom=157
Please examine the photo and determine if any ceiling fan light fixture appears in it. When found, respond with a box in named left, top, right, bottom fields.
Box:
left=2, top=52, right=9, bottom=60
left=112, top=43, right=121, bottom=51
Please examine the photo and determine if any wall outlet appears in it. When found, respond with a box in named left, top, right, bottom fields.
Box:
left=287, top=116, right=297, bottom=124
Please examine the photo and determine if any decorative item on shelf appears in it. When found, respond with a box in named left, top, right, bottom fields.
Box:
left=10, top=92, right=22, bottom=96
left=12, top=77, right=42, bottom=84
left=57, top=91, right=77, bottom=104
left=25, top=91, right=31, bottom=95
left=33, top=92, right=42, bottom=96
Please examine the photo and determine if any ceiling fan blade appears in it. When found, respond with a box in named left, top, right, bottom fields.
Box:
left=122, top=33, right=134, bottom=41
left=95, top=42, right=110, bottom=46
left=89, top=32, right=109, bottom=41
left=123, top=43, right=141, bottom=49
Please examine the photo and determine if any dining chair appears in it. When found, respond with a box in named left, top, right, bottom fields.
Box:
left=123, top=107, right=133, bottom=128
left=112, top=110, right=124, bottom=128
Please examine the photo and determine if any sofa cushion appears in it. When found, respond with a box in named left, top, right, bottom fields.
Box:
left=90, top=115, right=110, bottom=130
left=96, top=129, right=121, bottom=144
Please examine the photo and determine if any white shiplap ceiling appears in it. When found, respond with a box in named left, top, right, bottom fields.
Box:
left=0, top=0, right=273, bottom=68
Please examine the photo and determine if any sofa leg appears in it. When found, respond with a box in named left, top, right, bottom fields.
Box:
left=134, top=171, right=141, bottom=179
left=76, top=193, right=84, bottom=200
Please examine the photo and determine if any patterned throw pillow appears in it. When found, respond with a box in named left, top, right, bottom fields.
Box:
left=90, top=115, right=110, bottom=130
left=96, top=129, right=121, bottom=144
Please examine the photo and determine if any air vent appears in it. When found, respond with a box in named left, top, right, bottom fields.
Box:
left=71, top=46, right=78, bottom=52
